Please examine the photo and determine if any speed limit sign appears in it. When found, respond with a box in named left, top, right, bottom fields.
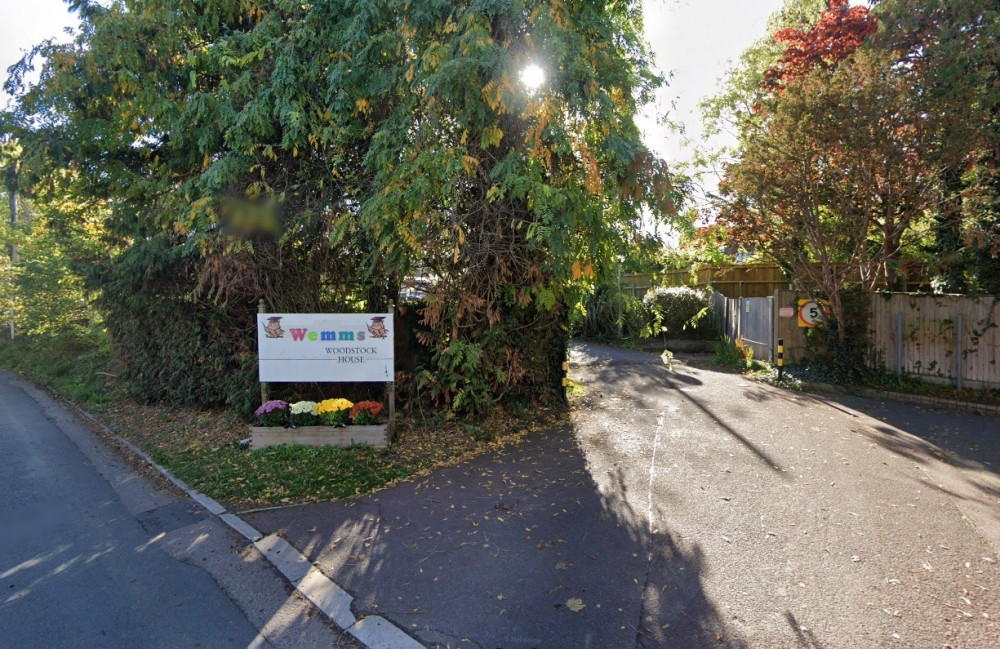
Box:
left=797, top=299, right=828, bottom=327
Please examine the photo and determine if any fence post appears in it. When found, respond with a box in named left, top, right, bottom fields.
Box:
left=956, top=313, right=963, bottom=390
left=772, top=289, right=781, bottom=365
left=258, top=299, right=270, bottom=405
left=387, top=300, right=396, bottom=443
left=896, top=312, right=904, bottom=376
left=738, top=297, right=744, bottom=342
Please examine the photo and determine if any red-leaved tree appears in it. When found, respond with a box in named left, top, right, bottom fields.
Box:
left=762, top=0, right=878, bottom=92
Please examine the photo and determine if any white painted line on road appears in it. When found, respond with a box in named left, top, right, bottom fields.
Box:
left=296, top=568, right=356, bottom=629
left=349, top=615, right=426, bottom=649
left=254, top=534, right=313, bottom=583
left=646, top=413, right=665, bottom=536
left=219, top=513, right=263, bottom=542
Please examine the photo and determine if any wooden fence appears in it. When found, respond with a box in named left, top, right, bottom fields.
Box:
left=663, top=263, right=932, bottom=299
left=662, top=264, right=790, bottom=298
left=774, top=290, right=1000, bottom=389
left=871, top=294, right=1000, bottom=389
left=620, top=273, right=653, bottom=299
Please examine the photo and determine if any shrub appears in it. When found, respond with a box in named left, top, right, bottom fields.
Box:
left=572, top=284, right=649, bottom=340
left=714, top=335, right=752, bottom=369
left=414, top=290, right=568, bottom=417
left=643, top=286, right=714, bottom=339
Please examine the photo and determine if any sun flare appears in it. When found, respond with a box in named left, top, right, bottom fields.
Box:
left=521, top=64, right=546, bottom=90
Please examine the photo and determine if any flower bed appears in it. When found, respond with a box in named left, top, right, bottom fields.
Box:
left=250, top=398, right=389, bottom=449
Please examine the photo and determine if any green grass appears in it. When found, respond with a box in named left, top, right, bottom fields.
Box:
left=0, top=334, right=115, bottom=407
left=154, top=442, right=413, bottom=505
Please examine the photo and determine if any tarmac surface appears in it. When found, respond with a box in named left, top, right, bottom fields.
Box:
left=246, top=344, right=1000, bottom=649
left=0, top=368, right=359, bottom=649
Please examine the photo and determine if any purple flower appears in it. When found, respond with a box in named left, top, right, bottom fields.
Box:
left=254, top=400, right=288, bottom=416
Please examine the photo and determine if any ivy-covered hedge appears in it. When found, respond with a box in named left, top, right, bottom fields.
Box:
left=97, top=237, right=261, bottom=417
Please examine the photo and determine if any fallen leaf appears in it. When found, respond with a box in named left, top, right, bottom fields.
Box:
left=566, top=598, right=586, bottom=613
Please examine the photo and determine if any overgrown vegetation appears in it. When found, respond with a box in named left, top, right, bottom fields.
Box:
left=0, top=335, right=114, bottom=407
left=643, top=286, right=714, bottom=340
left=3, top=0, right=679, bottom=421
left=571, top=283, right=718, bottom=344
left=572, top=284, right=649, bottom=341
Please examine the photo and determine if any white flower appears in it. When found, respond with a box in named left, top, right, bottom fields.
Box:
left=289, top=401, right=318, bottom=415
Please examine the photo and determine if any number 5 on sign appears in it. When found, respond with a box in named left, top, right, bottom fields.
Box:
left=797, top=299, right=829, bottom=327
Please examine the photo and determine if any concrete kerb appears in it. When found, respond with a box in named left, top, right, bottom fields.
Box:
left=68, top=401, right=428, bottom=649
left=798, top=381, right=1000, bottom=417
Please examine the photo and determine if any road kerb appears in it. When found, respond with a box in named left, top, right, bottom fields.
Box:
left=296, top=568, right=356, bottom=629
left=189, top=490, right=227, bottom=515
left=219, top=513, right=264, bottom=542
left=254, top=534, right=313, bottom=583
left=58, top=395, right=430, bottom=649
left=348, top=615, right=426, bottom=649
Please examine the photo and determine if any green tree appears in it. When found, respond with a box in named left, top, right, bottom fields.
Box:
left=869, top=0, right=1000, bottom=293
left=5, top=0, right=677, bottom=414
left=720, top=49, right=944, bottom=335
left=698, top=0, right=827, bottom=171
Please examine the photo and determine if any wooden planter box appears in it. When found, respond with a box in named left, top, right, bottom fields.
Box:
left=250, top=425, right=389, bottom=449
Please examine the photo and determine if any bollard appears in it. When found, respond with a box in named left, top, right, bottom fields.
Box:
left=777, top=338, right=784, bottom=382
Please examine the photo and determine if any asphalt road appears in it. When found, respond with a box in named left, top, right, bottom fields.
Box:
left=0, top=369, right=356, bottom=649
left=247, top=343, right=1000, bottom=649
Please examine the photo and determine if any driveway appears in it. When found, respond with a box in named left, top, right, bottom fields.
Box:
left=245, top=343, right=999, bottom=648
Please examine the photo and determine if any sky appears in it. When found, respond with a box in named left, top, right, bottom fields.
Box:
left=640, top=0, right=785, bottom=164
left=0, top=0, right=787, bottom=168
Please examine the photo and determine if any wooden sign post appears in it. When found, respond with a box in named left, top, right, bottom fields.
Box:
left=253, top=305, right=396, bottom=448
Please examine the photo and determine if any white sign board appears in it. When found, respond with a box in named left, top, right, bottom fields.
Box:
left=257, top=313, right=394, bottom=382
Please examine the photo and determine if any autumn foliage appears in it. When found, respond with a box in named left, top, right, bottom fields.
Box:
left=763, top=0, right=878, bottom=92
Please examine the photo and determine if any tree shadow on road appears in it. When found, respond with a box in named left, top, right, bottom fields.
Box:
left=576, top=362, right=788, bottom=477
left=815, top=394, right=1000, bottom=503
left=246, top=424, right=752, bottom=649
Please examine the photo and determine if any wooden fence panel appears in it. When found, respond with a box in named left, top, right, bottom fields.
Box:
left=871, top=294, right=1000, bottom=388
left=663, top=264, right=790, bottom=298
left=620, top=273, right=652, bottom=299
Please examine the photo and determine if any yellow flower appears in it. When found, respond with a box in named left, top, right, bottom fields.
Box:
left=316, top=398, right=354, bottom=414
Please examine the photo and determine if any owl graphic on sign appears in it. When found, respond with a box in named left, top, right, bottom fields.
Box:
left=263, top=316, right=285, bottom=338
left=367, top=316, right=389, bottom=339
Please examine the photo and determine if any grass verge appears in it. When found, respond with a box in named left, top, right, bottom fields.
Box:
left=0, top=334, right=117, bottom=407
left=1, top=335, right=564, bottom=511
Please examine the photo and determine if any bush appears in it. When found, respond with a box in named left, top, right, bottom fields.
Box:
left=643, top=286, right=715, bottom=339
left=802, top=289, right=876, bottom=385
left=414, top=288, right=569, bottom=417
left=572, top=284, right=649, bottom=340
